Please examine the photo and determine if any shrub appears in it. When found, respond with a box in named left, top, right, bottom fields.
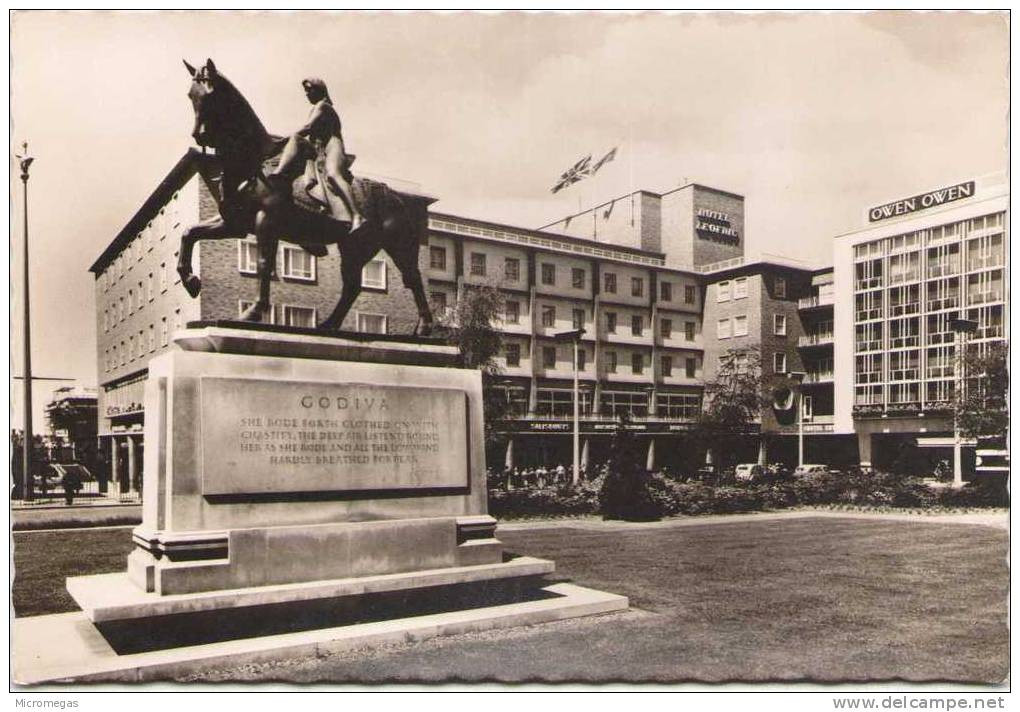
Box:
left=598, top=419, right=662, bottom=521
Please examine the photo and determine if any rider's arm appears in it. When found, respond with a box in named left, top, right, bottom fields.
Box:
left=295, top=102, right=327, bottom=138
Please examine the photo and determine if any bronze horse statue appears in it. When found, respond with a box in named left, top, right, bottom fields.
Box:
left=177, top=59, right=435, bottom=334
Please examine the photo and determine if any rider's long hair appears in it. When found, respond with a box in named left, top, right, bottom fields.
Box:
left=302, top=77, right=332, bottom=104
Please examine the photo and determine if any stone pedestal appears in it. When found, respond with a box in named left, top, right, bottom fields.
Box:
left=69, top=325, right=529, bottom=613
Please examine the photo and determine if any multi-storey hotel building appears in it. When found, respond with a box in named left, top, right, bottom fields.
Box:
left=833, top=175, right=1008, bottom=472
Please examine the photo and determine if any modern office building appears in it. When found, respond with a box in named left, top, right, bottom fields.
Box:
left=832, top=175, right=1008, bottom=475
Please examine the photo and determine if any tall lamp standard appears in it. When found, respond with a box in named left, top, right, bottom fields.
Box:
left=554, top=328, right=585, bottom=486
left=788, top=371, right=807, bottom=468
left=950, top=316, right=979, bottom=488
left=17, top=142, right=35, bottom=501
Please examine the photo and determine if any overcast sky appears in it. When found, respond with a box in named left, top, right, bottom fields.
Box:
left=9, top=10, right=1008, bottom=430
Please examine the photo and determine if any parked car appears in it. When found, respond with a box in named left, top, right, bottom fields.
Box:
left=734, top=463, right=764, bottom=482
left=793, top=464, right=830, bottom=477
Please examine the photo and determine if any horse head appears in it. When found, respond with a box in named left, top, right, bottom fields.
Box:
left=184, top=59, right=270, bottom=157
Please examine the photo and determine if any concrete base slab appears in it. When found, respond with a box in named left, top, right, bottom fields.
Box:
left=68, top=556, right=554, bottom=623
left=14, top=582, right=628, bottom=684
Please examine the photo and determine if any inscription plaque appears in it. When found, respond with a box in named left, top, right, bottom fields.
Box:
left=199, top=377, right=469, bottom=495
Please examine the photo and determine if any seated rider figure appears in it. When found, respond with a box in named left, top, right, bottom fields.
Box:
left=269, top=77, right=366, bottom=233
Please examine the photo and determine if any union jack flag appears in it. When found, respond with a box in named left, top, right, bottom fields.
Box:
left=551, top=154, right=592, bottom=194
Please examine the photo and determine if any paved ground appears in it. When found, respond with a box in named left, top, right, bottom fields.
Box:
left=12, top=503, right=142, bottom=529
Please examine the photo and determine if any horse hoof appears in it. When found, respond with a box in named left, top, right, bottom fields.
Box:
left=419, top=323, right=433, bottom=337
left=183, top=274, right=202, bottom=298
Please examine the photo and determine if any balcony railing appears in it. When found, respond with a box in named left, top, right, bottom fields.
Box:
left=798, top=294, right=835, bottom=309
left=798, top=333, right=834, bottom=347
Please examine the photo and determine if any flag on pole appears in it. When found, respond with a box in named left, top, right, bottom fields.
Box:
left=591, top=146, right=617, bottom=174
left=551, top=154, right=592, bottom=193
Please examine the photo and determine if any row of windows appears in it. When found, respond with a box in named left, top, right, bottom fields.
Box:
left=717, top=276, right=786, bottom=302
left=854, top=269, right=1005, bottom=323
left=98, top=193, right=182, bottom=291
left=237, top=240, right=389, bottom=289
left=520, top=389, right=702, bottom=419
left=717, top=314, right=789, bottom=340
left=236, top=301, right=387, bottom=334
left=430, top=246, right=698, bottom=303
left=508, top=342, right=700, bottom=378
left=102, top=262, right=178, bottom=332
left=852, top=213, right=1004, bottom=262
left=102, top=310, right=181, bottom=373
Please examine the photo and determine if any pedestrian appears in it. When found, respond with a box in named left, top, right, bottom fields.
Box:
left=61, top=468, right=82, bottom=506
left=555, top=464, right=567, bottom=485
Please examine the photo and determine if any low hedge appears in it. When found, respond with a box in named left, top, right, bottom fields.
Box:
left=489, top=471, right=1007, bottom=520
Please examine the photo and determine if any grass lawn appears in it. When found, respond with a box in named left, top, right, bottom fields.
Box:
left=12, top=517, right=1008, bottom=683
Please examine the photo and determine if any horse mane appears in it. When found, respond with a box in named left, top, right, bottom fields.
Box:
left=209, top=70, right=279, bottom=159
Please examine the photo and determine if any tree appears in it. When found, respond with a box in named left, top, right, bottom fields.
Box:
left=433, top=285, right=508, bottom=442
left=694, top=346, right=773, bottom=471
left=955, top=341, right=1008, bottom=442
left=598, top=413, right=661, bottom=521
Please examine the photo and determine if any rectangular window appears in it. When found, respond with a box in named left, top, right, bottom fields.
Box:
left=541, top=263, right=556, bottom=286
left=604, top=272, right=617, bottom=293
left=128, top=290, right=134, bottom=315
left=605, top=351, right=617, bottom=374
left=773, top=352, right=787, bottom=373
left=684, top=285, right=696, bottom=305
left=660, top=281, right=672, bottom=301
left=282, top=305, right=317, bottom=328
left=239, top=300, right=275, bottom=324
left=361, top=258, right=387, bottom=289
left=470, top=253, right=487, bottom=277
left=504, top=300, right=520, bottom=324
left=631, top=352, right=644, bottom=375
left=685, top=321, right=696, bottom=341
left=661, top=356, right=673, bottom=378
left=718, top=281, right=730, bottom=302
left=606, top=311, right=617, bottom=334
left=577, top=348, right=587, bottom=371
left=102, top=310, right=109, bottom=333
left=160, top=317, right=169, bottom=346
left=541, top=305, right=556, bottom=327
left=429, top=245, right=447, bottom=271
left=148, top=324, right=155, bottom=352
left=160, top=263, right=169, bottom=293
left=572, top=267, right=585, bottom=289
left=505, top=343, right=521, bottom=367
left=356, top=312, right=387, bottom=334
left=631, top=277, right=644, bottom=297
left=733, top=315, right=748, bottom=337
left=147, top=273, right=154, bottom=302
left=775, top=277, right=786, bottom=298
left=657, top=392, right=700, bottom=419
left=572, top=308, right=585, bottom=330
left=504, top=257, right=520, bottom=281
left=660, top=318, right=672, bottom=340
left=631, top=315, right=643, bottom=336
left=774, top=314, right=787, bottom=335
left=600, top=391, right=649, bottom=418
left=238, top=239, right=259, bottom=274
left=542, top=346, right=557, bottom=369
left=128, top=335, right=135, bottom=362
left=734, top=277, right=748, bottom=299
left=685, top=357, right=697, bottom=378
left=281, top=246, right=316, bottom=281
left=718, top=318, right=731, bottom=339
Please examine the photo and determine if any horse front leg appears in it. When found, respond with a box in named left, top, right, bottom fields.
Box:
left=240, top=211, right=278, bottom=323
left=177, top=216, right=231, bottom=298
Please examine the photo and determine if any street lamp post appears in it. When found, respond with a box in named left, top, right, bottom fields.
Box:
left=17, top=143, right=35, bottom=501
left=789, top=371, right=807, bottom=468
left=554, top=328, right=585, bottom=486
left=950, top=317, right=979, bottom=488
